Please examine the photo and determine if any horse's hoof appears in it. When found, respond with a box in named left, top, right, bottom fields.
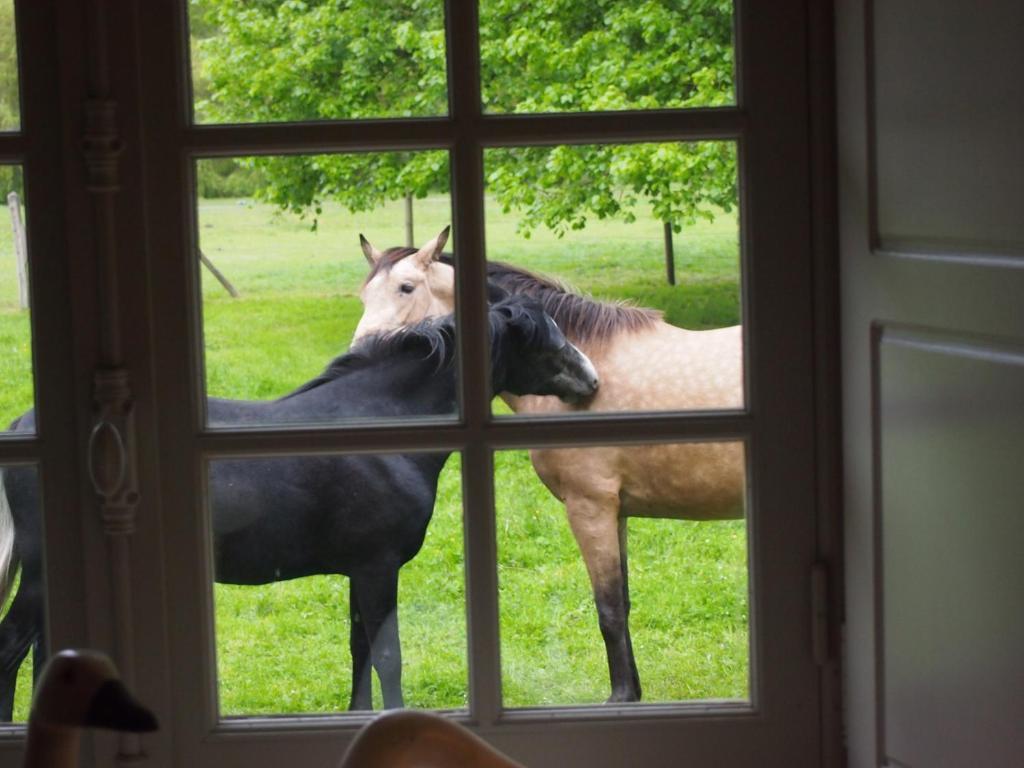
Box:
left=605, top=690, right=640, bottom=704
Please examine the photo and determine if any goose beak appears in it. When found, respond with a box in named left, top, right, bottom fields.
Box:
left=83, top=679, right=159, bottom=733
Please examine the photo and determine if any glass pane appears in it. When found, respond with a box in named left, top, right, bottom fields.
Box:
left=0, top=0, right=19, bottom=131
left=480, top=0, right=735, bottom=114
left=483, top=141, right=741, bottom=416
left=189, top=0, right=448, bottom=125
left=0, top=463, right=42, bottom=723
left=1, top=166, right=32, bottom=433
left=195, top=152, right=458, bottom=427
left=210, top=452, right=466, bottom=715
left=496, top=443, right=749, bottom=706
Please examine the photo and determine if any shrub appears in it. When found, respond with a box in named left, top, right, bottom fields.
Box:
left=196, top=158, right=263, bottom=199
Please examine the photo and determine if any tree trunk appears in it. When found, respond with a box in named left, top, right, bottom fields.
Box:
left=663, top=221, right=676, bottom=286
left=405, top=193, right=414, bottom=247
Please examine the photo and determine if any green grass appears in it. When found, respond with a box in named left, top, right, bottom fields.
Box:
left=0, top=312, right=32, bottom=428
left=0, top=194, right=32, bottom=427
left=2, top=193, right=747, bottom=718
left=495, top=450, right=747, bottom=706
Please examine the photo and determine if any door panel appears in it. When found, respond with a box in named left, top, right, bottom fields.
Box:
left=837, top=0, right=1024, bottom=765
left=871, top=2, right=1024, bottom=255
left=878, top=329, right=1024, bottom=767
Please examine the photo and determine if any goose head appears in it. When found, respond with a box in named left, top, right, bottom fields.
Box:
left=30, top=649, right=157, bottom=732
left=24, top=650, right=157, bottom=768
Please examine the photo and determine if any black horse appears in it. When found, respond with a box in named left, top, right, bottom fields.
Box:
left=0, top=296, right=599, bottom=716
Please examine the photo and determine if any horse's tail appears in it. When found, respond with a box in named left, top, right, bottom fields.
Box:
left=0, top=466, right=18, bottom=610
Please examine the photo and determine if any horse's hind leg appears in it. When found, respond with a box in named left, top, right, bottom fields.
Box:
left=618, top=517, right=640, bottom=698
left=349, top=565, right=403, bottom=710
left=0, top=578, right=43, bottom=721
left=347, top=578, right=374, bottom=710
left=565, top=494, right=641, bottom=703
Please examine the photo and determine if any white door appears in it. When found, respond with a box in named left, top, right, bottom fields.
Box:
left=837, top=1, right=1024, bottom=765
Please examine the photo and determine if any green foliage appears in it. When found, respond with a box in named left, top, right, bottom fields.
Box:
left=487, top=142, right=736, bottom=238
left=0, top=163, right=21, bottom=199
left=0, top=0, right=19, bottom=131
left=479, top=0, right=736, bottom=235
left=196, top=157, right=264, bottom=198
left=195, top=0, right=447, bottom=122
left=240, top=150, right=449, bottom=228
left=191, top=0, right=736, bottom=234
left=193, top=0, right=449, bottom=226
left=480, top=0, right=734, bottom=112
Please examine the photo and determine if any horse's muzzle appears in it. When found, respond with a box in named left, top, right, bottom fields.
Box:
left=560, top=343, right=599, bottom=402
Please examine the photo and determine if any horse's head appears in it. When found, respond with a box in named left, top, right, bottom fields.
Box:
left=353, top=227, right=456, bottom=341
left=490, top=295, right=599, bottom=404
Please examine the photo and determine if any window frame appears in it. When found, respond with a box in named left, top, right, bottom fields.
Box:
left=3, top=0, right=829, bottom=765
left=0, top=0, right=92, bottom=748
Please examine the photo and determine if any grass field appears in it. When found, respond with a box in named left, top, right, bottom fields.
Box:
left=2, top=192, right=747, bottom=717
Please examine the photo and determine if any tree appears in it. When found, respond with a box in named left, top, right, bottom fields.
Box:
left=193, top=0, right=736, bottom=252
left=479, top=0, right=735, bottom=281
left=0, top=0, right=19, bottom=133
left=0, top=0, right=23, bottom=250
left=193, top=0, right=448, bottom=240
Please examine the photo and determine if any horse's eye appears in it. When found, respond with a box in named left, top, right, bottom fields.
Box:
left=399, top=283, right=415, bottom=294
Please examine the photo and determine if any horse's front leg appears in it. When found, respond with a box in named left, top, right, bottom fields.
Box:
left=348, top=578, right=373, bottom=710
left=350, top=565, right=403, bottom=710
left=0, top=573, right=44, bottom=721
left=565, top=494, right=641, bottom=703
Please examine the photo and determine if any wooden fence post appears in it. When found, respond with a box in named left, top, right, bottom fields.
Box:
left=198, top=248, right=240, bottom=298
left=7, top=191, right=29, bottom=309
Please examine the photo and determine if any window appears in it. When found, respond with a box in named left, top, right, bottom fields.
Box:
left=0, top=164, right=38, bottom=723
left=0, top=1, right=826, bottom=765
left=0, top=0, right=91, bottom=745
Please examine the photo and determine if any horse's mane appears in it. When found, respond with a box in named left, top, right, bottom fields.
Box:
left=363, top=246, right=418, bottom=285
left=437, top=255, right=661, bottom=346
left=278, top=299, right=546, bottom=400
left=279, top=316, right=457, bottom=400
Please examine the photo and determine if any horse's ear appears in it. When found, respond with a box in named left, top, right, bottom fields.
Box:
left=413, top=225, right=451, bottom=267
left=360, top=234, right=384, bottom=266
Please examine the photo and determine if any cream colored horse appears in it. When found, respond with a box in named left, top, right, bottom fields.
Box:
left=356, top=229, right=745, bottom=703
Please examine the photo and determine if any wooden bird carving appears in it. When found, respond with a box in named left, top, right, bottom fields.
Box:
left=24, top=650, right=157, bottom=768
left=340, top=710, right=525, bottom=768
